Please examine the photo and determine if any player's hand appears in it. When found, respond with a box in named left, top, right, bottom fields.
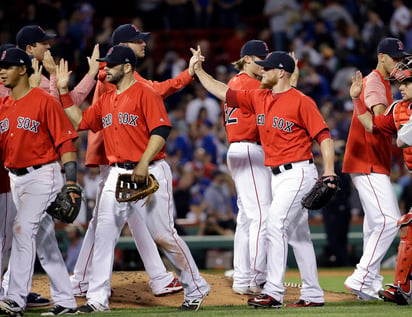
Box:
left=87, top=44, right=100, bottom=79
left=43, top=50, right=57, bottom=75
left=189, top=45, right=204, bottom=75
left=29, top=57, right=43, bottom=88
left=131, top=162, right=149, bottom=184
left=289, top=51, right=299, bottom=87
left=56, top=59, right=72, bottom=94
left=350, top=70, right=363, bottom=99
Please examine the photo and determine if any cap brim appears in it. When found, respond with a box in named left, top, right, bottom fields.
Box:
left=390, top=51, right=410, bottom=58
left=255, top=60, right=269, bottom=68
left=41, top=34, right=57, bottom=42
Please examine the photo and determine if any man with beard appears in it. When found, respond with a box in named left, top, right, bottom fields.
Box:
left=191, top=49, right=336, bottom=308
left=57, top=45, right=210, bottom=312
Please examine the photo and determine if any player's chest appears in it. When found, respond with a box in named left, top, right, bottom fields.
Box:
left=256, top=103, right=297, bottom=134
left=0, top=104, right=43, bottom=135
left=100, top=99, right=143, bottom=129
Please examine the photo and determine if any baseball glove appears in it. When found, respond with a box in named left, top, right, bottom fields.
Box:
left=46, top=184, right=82, bottom=223
left=115, top=173, right=159, bottom=203
left=301, top=175, right=340, bottom=210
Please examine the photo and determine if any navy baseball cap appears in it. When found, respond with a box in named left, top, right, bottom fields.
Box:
left=0, top=47, right=34, bottom=75
left=0, top=44, right=16, bottom=55
left=377, top=37, right=409, bottom=58
left=255, top=51, right=295, bottom=73
left=112, top=24, right=150, bottom=45
left=97, top=45, right=137, bottom=67
left=240, top=40, right=269, bottom=58
left=16, top=25, right=56, bottom=49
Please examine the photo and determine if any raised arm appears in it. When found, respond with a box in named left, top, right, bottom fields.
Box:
left=191, top=46, right=229, bottom=101
left=350, top=71, right=374, bottom=132
left=56, top=59, right=83, bottom=130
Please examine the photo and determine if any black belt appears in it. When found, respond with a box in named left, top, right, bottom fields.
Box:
left=8, top=164, right=43, bottom=176
left=271, top=158, right=313, bottom=175
left=112, top=161, right=154, bottom=170
left=232, top=140, right=262, bottom=146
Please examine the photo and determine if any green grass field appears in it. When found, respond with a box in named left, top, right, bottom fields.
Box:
left=24, top=269, right=411, bottom=317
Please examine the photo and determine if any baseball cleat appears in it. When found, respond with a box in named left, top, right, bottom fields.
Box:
left=41, top=305, right=78, bottom=316
left=153, top=278, right=183, bottom=296
left=344, top=278, right=381, bottom=300
left=26, top=292, right=50, bottom=308
left=285, top=299, right=324, bottom=307
left=78, top=303, right=109, bottom=314
left=0, top=299, right=24, bottom=317
left=378, top=288, right=397, bottom=303
left=232, top=286, right=260, bottom=295
left=179, top=284, right=210, bottom=311
left=247, top=294, right=283, bottom=308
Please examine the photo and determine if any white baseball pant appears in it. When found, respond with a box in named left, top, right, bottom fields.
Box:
left=346, top=173, right=400, bottom=291
left=0, top=191, right=16, bottom=298
left=146, top=160, right=209, bottom=300
left=7, top=162, right=76, bottom=308
left=70, top=165, right=174, bottom=296
left=227, top=142, right=271, bottom=289
left=263, top=161, right=324, bottom=303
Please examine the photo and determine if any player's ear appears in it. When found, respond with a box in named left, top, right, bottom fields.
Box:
left=125, top=63, right=134, bottom=74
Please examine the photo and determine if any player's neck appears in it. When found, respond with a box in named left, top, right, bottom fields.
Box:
left=116, top=76, right=136, bottom=94
left=10, top=80, right=32, bottom=100
left=271, top=80, right=292, bottom=94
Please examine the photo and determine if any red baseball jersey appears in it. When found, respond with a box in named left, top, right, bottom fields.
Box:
left=226, top=87, right=328, bottom=167
left=0, top=88, right=78, bottom=169
left=78, top=81, right=171, bottom=165
left=85, top=63, right=193, bottom=167
left=225, top=73, right=261, bottom=143
left=342, top=70, right=393, bottom=175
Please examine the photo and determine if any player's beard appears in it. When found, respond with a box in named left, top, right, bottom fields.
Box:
left=107, top=66, right=125, bottom=85
left=260, top=76, right=277, bottom=89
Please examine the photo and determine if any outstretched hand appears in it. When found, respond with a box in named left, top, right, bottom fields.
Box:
left=55, top=59, right=72, bottom=93
left=350, top=71, right=363, bottom=99
left=189, top=45, right=204, bottom=76
left=87, top=44, right=100, bottom=78
left=28, top=57, right=43, bottom=88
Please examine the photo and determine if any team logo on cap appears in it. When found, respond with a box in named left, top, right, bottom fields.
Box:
left=131, top=25, right=140, bottom=33
left=263, top=42, right=269, bottom=51
left=107, top=47, right=114, bottom=56
left=398, top=41, right=404, bottom=50
left=1, top=50, right=6, bottom=60
left=37, top=26, right=46, bottom=34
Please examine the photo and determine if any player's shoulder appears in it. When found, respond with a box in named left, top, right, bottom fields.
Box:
left=133, top=81, right=162, bottom=98
left=385, top=99, right=403, bottom=116
left=228, top=73, right=261, bottom=89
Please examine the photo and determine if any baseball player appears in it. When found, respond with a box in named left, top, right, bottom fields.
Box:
left=192, top=49, right=336, bottom=308
left=349, top=62, right=412, bottom=305
left=342, top=37, right=408, bottom=300
left=0, top=47, right=78, bottom=316
left=70, top=24, right=199, bottom=297
left=224, top=40, right=271, bottom=295
left=16, top=25, right=98, bottom=104
left=0, top=40, right=99, bottom=306
left=58, top=45, right=210, bottom=312
left=0, top=43, right=52, bottom=308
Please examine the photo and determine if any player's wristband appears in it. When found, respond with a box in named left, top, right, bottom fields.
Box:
left=63, top=161, right=77, bottom=183
left=352, top=97, right=367, bottom=115
left=60, top=92, right=74, bottom=109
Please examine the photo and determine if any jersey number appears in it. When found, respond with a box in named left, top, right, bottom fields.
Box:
left=224, top=104, right=238, bottom=125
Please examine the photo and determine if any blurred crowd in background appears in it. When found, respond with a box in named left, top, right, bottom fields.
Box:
left=2, top=0, right=412, bottom=268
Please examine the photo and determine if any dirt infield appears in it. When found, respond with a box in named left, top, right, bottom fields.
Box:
left=31, top=271, right=356, bottom=308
